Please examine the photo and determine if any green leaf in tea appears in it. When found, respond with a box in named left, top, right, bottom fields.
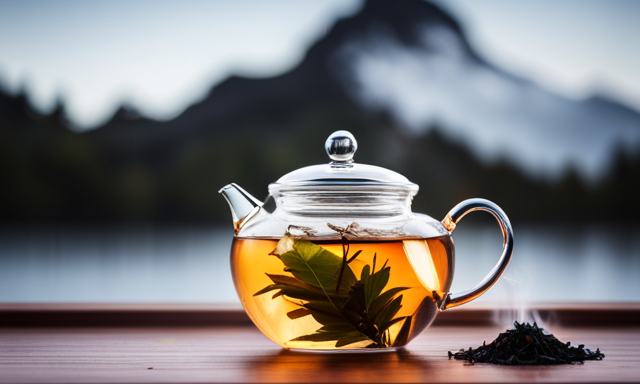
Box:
left=254, top=233, right=412, bottom=348
left=279, top=240, right=356, bottom=293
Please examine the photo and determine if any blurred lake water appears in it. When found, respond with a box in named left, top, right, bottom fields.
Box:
left=1, top=224, right=639, bottom=303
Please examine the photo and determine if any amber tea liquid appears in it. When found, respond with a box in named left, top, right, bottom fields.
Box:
left=231, top=236, right=454, bottom=350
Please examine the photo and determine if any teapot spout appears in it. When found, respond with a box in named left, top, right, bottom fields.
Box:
left=219, top=183, right=263, bottom=234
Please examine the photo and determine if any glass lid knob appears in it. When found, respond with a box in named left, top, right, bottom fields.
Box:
left=325, top=130, right=357, bottom=164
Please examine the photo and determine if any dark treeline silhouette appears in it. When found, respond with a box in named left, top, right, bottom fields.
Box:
left=2, top=87, right=638, bottom=226
left=1, top=0, right=639, bottom=226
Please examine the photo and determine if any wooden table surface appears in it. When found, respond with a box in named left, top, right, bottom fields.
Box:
left=1, top=325, right=638, bottom=383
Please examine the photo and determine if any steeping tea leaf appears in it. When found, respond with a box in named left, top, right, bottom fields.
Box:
left=392, top=315, right=413, bottom=347
left=279, top=240, right=356, bottom=293
left=369, top=287, right=410, bottom=317
left=375, top=295, right=404, bottom=332
left=253, top=232, right=412, bottom=348
left=253, top=273, right=335, bottom=302
left=360, top=259, right=391, bottom=312
left=335, top=332, right=372, bottom=347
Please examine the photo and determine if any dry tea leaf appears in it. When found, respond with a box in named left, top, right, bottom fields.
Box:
left=448, top=322, right=605, bottom=365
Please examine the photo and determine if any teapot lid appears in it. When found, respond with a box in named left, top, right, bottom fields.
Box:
left=269, top=131, right=419, bottom=195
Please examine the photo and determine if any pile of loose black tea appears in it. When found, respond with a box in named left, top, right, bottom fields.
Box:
left=448, top=321, right=605, bottom=365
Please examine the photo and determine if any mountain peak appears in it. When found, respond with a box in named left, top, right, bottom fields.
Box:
left=301, top=0, right=476, bottom=68
left=358, top=0, right=465, bottom=40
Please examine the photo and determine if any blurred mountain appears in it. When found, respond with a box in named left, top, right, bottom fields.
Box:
left=1, top=0, right=639, bottom=225
left=335, top=1, right=640, bottom=179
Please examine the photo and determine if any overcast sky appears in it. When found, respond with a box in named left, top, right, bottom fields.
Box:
left=0, top=0, right=638, bottom=129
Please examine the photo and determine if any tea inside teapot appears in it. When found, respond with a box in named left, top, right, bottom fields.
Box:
left=231, top=226, right=454, bottom=350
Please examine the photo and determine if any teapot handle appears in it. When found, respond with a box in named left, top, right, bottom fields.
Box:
left=439, top=198, right=514, bottom=310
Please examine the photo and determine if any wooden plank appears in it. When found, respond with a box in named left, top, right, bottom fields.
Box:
left=0, top=326, right=638, bottom=383
left=0, top=303, right=252, bottom=327
left=1, top=303, right=640, bottom=327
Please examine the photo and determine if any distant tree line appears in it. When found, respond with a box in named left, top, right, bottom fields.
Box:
left=1, top=89, right=638, bottom=227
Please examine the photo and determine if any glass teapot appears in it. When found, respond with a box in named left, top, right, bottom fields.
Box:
left=220, top=131, right=514, bottom=351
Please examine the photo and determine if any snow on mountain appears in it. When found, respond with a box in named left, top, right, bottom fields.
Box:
left=331, top=13, right=640, bottom=180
